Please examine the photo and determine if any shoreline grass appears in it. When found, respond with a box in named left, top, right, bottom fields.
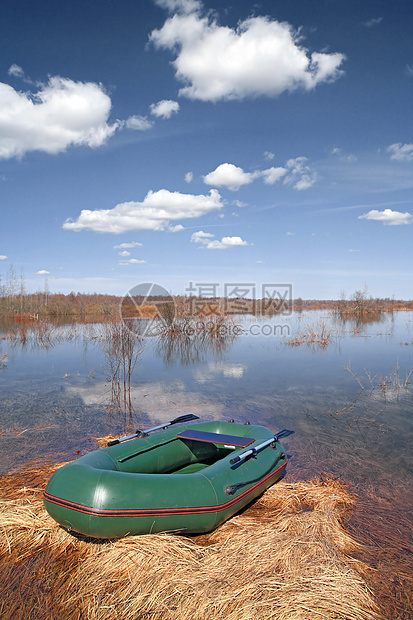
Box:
left=0, top=455, right=393, bottom=620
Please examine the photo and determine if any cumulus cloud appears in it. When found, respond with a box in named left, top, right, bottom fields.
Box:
left=150, top=99, right=180, bottom=118
left=191, top=230, right=214, bottom=243
left=36, top=269, right=50, bottom=275
left=118, top=250, right=131, bottom=257
left=203, top=163, right=258, bottom=191
left=185, top=171, right=193, bottom=183
left=358, top=209, right=413, bottom=226
left=261, top=166, right=287, bottom=185
left=150, top=6, right=345, bottom=102
left=191, top=230, right=249, bottom=249
left=206, top=236, right=249, bottom=250
left=125, top=115, right=154, bottom=130
left=387, top=143, right=413, bottom=162
left=169, top=224, right=185, bottom=232
left=63, top=188, right=223, bottom=233
left=0, top=76, right=121, bottom=159
left=203, top=157, right=317, bottom=191
left=0, top=255, right=8, bottom=260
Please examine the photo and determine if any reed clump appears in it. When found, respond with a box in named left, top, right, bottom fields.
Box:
left=0, top=460, right=384, bottom=620
left=287, top=320, right=335, bottom=349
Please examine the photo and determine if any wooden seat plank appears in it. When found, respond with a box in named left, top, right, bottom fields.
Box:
left=176, top=429, right=255, bottom=448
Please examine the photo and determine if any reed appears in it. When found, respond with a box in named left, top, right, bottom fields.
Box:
left=287, top=320, right=335, bottom=349
left=0, top=461, right=384, bottom=620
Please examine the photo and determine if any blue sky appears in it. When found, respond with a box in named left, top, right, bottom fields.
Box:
left=0, top=0, right=412, bottom=299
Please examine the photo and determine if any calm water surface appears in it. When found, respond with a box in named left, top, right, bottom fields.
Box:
left=1, top=310, right=412, bottom=527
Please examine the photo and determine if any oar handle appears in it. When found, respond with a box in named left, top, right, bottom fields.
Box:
left=107, top=414, right=200, bottom=447
left=108, top=435, right=133, bottom=447
left=230, top=429, right=294, bottom=465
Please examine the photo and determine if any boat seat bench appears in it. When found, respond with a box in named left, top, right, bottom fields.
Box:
left=176, top=429, right=255, bottom=448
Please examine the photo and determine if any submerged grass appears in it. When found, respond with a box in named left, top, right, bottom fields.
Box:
left=0, top=458, right=385, bottom=620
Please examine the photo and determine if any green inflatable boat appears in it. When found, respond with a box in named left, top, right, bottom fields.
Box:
left=44, top=416, right=293, bottom=539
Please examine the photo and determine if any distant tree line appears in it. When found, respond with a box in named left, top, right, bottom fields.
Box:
left=1, top=267, right=412, bottom=321
left=0, top=266, right=119, bottom=320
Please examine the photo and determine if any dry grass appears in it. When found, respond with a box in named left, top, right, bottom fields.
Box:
left=0, top=459, right=384, bottom=620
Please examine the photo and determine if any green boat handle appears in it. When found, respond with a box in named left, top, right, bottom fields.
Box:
left=224, top=451, right=287, bottom=496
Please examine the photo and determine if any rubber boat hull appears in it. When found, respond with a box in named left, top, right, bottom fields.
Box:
left=43, top=420, right=288, bottom=538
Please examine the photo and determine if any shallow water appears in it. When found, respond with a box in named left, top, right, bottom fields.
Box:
left=1, top=310, right=412, bottom=516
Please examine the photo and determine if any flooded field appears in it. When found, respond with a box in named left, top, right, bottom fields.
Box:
left=1, top=309, right=412, bottom=616
left=1, top=313, right=412, bottom=528
left=1, top=310, right=412, bottom=483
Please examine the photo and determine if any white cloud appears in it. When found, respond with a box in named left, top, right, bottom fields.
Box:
left=185, top=171, right=193, bottom=183
left=36, top=269, right=50, bottom=275
left=203, top=163, right=258, bottom=190
left=113, top=242, right=143, bottom=249
left=7, top=64, right=25, bottom=78
left=150, top=8, right=345, bottom=102
left=387, top=143, right=413, bottom=162
left=358, top=209, right=413, bottom=226
left=203, top=158, right=316, bottom=191
left=283, top=157, right=318, bottom=190
left=191, top=230, right=249, bottom=249
left=118, top=250, right=131, bottom=257
left=0, top=76, right=121, bottom=159
left=206, top=236, right=249, bottom=250
left=125, top=115, right=154, bottom=130
left=264, top=151, right=275, bottom=160
left=0, top=255, right=8, bottom=260
left=150, top=99, right=180, bottom=119
left=154, top=0, right=202, bottom=14
left=119, top=259, right=147, bottom=265
left=261, top=166, right=287, bottom=185
left=191, top=230, right=214, bottom=243
left=63, top=188, right=223, bottom=233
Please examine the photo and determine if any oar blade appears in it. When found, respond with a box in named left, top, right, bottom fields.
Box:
left=274, top=429, right=295, bottom=441
left=169, top=414, right=200, bottom=426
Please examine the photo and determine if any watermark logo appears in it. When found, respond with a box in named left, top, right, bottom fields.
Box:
left=120, top=281, right=292, bottom=338
left=184, top=282, right=293, bottom=316
left=120, top=282, right=176, bottom=337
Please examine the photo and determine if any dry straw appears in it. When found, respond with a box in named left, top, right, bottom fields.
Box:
left=0, top=459, right=383, bottom=620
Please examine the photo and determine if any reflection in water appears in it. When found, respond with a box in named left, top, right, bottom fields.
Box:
left=6, top=321, right=61, bottom=350
left=155, top=316, right=239, bottom=365
left=100, top=319, right=144, bottom=422
left=336, top=309, right=390, bottom=329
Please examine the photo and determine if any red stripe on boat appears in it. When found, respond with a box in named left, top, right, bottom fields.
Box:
left=43, top=460, right=287, bottom=518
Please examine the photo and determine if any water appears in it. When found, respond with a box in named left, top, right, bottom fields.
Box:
left=1, top=311, right=412, bottom=530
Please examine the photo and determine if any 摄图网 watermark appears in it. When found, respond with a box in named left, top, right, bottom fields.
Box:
left=120, top=281, right=292, bottom=338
